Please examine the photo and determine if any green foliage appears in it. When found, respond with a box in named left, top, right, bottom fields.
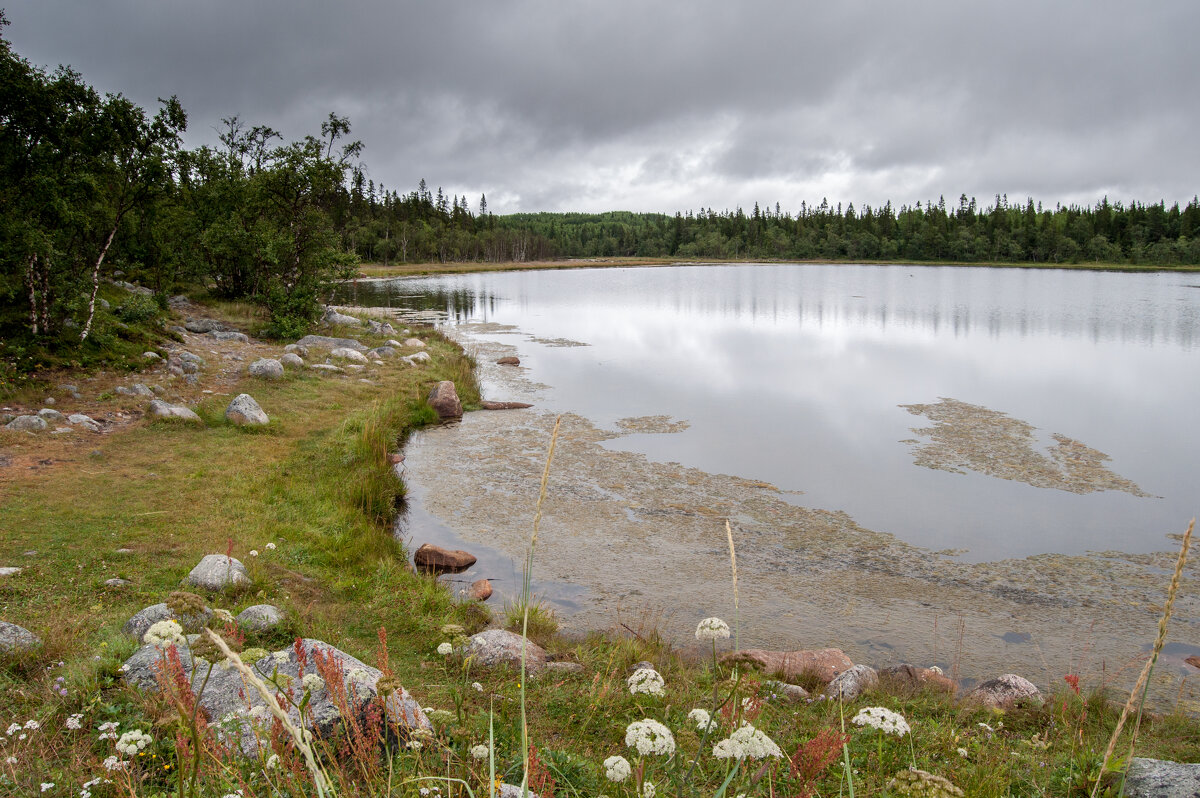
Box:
left=112, top=293, right=161, bottom=324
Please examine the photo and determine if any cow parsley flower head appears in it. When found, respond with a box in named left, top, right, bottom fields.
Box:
left=695, top=617, right=731, bottom=641
left=712, top=723, right=783, bottom=760
left=115, top=729, right=152, bottom=756
left=624, top=719, right=675, bottom=756
left=851, top=706, right=910, bottom=737
left=143, top=619, right=186, bottom=649
left=249, top=550, right=258, bottom=557
left=437, top=642, right=454, bottom=656
left=23, top=720, right=40, bottom=731
left=40, top=783, right=54, bottom=792
left=641, top=782, right=655, bottom=798
left=627, top=667, right=665, bottom=697
left=603, top=755, right=632, bottom=782
left=266, top=542, right=276, bottom=550
left=472, top=682, right=483, bottom=693
left=65, top=714, right=84, bottom=730
left=471, top=744, right=490, bottom=761
left=102, top=754, right=127, bottom=771
left=5, top=723, right=19, bottom=736
left=687, top=708, right=715, bottom=732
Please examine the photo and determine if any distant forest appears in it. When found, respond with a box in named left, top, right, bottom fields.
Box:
left=3, top=11, right=1198, bottom=356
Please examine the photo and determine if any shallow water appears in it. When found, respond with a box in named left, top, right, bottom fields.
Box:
left=341, top=264, right=1200, bottom=691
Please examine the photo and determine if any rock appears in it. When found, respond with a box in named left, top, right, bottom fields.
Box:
left=57, top=383, right=79, bottom=394
left=0, top=621, right=41, bottom=657
left=143, top=351, right=161, bottom=360
left=5, top=415, right=47, bottom=432
left=131, top=383, right=155, bottom=397
left=1186, top=655, right=1200, bottom=670
left=168, top=295, right=190, bottom=308
left=496, top=357, right=521, bottom=366
left=367, top=319, right=395, bottom=335
left=1123, top=758, right=1200, bottom=798
left=183, top=554, right=252, bottom=591
left=0, top=567, right=22, bottom=577
left=104, top=578, right=131, bottom=589
left=721, top=648, right=854, bottom=683
left=181, top=361, right=200, bottom=374
left=414, top=543, right=476, bottom=572
left=43, top=396, right=56, bottom=405
left=542, top=662, right=584, bottom=675
left=403, top=351, right=432, bottom=366
left=236, top=604, right=285, bottom=633
left=366, top=346, right=396, bottom=359
left=248, top=358, right=284, bottom=379
left=480, top=401, right=533, bottom=410
left=309, top=364, right=344, bottom=373
left=965, top=673, right=1040, bottom=708
left=469, top=579, right=493, bottom=601
left=464, top=629, right=548, bottom=672
left=427, top=381, right=463, bottom=420
left=122, top=637, right=429, bottom=757
left=329, top=347, right=369, bottom=364
left=37, top=408, right=65, bottom=423
left=294, top=334, right=367, bottom=352
left=151, top=384, right=165, bottom=395
left=113, top=279, right=153, bottom=296
left=122, top=602, right=213, bottom=641
left=385, top=339, right=402, bottom=347
left=209, top=331, right=249, bottom=343
left=878, top=664, right=957, bottom=694
left=178, top=352, right=206, bottom=366
left=404, top=337, right=426, bottom=348
left=225, top=394, right=269, bottom=426
left=50, top=426, right=75, bottom=435
left=824, top=664, right=879, bottom=700
left=764, top=680, right=810, bottom=703
left=148, top=399, right=202, bottom=423
left=97, top=297, right=111, bottom=310
left=284, top=343, right=309, bottom=357
left=323, top=307, right=363, bottom=327
left=280, top=352, right=304, bottom=368
left=184, top=319, right=224, bottom=333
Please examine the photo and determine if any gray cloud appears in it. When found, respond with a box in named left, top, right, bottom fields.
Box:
left=6, top=1, right=1198, bottom=213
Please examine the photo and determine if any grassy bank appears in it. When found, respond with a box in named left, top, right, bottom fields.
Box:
left=1, top=303, right=1198, bottom=797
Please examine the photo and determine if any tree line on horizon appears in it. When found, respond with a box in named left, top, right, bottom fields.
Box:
left=3, top=11, right=1198, bottom=370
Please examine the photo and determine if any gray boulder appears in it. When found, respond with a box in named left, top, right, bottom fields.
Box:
left=283, top=343, right=309, bottom=357
left=123, top=602, right=214, bottom=641
left=294, top=334, right=367, bottom=351
left=764, top=680, right=811, bottom=703
left=966, top=673, right=1040, bottom=708
left=236, top=604, right=285, bottom=633
left=68, top=413, right=101, bottom=432
left=185, top=319, right=224, bottom=333
left=248, top=358, right=284, bottom=379
left=329, top=347, right=368, bottom=363
left=280, top=352, right=304, bottom=368
left=5, top=415, right=47, bottom=432
left=367, top=319, right=395, bottom=335
left=132, top=383, right=155, bottom=397
left=403, top=337, right=426, bottom=348
left=365, top=346, right=396, bottom=359
left=148, top=399, right=202, bottom=423
left=1123, top=758, right=1200, bottom=798
left=403, top=351, right=432, bottom=366
left=183, top=554, right=251, bottom=591
left=0, top=621, right=42, bottom=657
left=209, top=331, right=250, bottom=343
left=427, top=381, right=463, bottom=420
left=178, top=351, right=206, bottom=366
left=384, top=339, right=402, bottom=347
left=824, top=664, right=879, bottom=700
left=464, top=629, right=548, bottom=673
left=225, top=394, right=269, bottom=426
left=0, top=567, right=21, bottom=577
left=38, top=408, right=65, bottom=423
left=309, top=364, right=344, bottom=373
left=143, top=351, right=161, bottom=361
left=324, top=307, right=364, bottom=327
left=122, top=637, right=429, bottom=756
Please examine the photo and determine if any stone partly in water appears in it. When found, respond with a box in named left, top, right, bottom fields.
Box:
left=413, top=543, right=477, bottom=573
left=225, top=394, right=269, bottom=426
left=183, top=554, right=252, bottom=591
left=722, top=648, right=854, bottom=683
left=464, top=629, right=548, bottom=673
left=248, top=358, right=284, bottom=379
left=427, top=381, right=463, bottom=420
left=1123, top=758, right=1200, bottom=798
left=148, top=399, right=203, bottom=423
left=0, top=621, right=42, bottom=657
left=496, top=356, right=521, bottom=366
left=469, top=579, right=494, bottom=601
left=122, top=636, right=430, bottom=757
left=965, top=673, right=1040, bottom=708
left=480, top=401, right=533, bottom=410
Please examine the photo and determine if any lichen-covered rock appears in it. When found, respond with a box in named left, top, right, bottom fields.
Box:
left=329, top=347, right=369, bottom=364
left=280, top=352, right=304, bottom=368
left=122, top=602, right=214, bottom=641
left=721, top=647, right=853, bottom=683
left=966, top=673, right=1040, bottom=708
left=0, top=621, right=42, bottom=657
left=427, top=381, right=463, bottom=420
left=283, top=343, right=309, bottom=357
left=824, top=663, right=878, bottom=700
left=764, top=680, right=810, bottom=703
left=148, top=399, right=202, bottom=423
left=209, top=330, right=249, bottom=343
left=236, top=604, right=285, bottom=633
left=185, top=319, right=224, bottom=333
left=225, top=394, right=268, bottom=426
left=294, top=334, right=367, bottom=351
left=68, top=413, right=101, bottom=432
left=5, top=415, right=47, bottom=432
left=464, top=629, right=548, bottom=672
left=403, top=351, right=432, bottom=366
left=248, top=358, right=284, bottom=379
left=38, top=408, right=65, bottom=423
left=366, top=346, right=396, bottom=359
left=1123, top=758, right=1200, bottom=798
left=183, top=554, right=251, bottom=591
left=324, top=307, right=363, bottom=327
left=404, top=338, right=426, bottom=348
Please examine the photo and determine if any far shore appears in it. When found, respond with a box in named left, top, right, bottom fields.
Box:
left=357, top=256, right=1200, bottom=279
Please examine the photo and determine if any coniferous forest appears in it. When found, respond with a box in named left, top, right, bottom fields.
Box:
left=3, top=13, right=1198, bottom=367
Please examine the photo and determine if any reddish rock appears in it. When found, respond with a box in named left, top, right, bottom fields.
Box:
left=387, top=452, right=405, bottom=464
left=721, top=648, right=854, bottom=683
left=413, top=543, right=477, bottom=573
left=469, top=579, right=493, bottom=601
left=965, top=673, right=1040, bottom=708
left=879, top=664, right=957, bottom=694
left=480, top=401, right=533, bottom=410
left=1186, top=655, right=1200, bottom=670
left=427, top=381, right=463, bottom=420
left=496, top=357, right=521, bottom=366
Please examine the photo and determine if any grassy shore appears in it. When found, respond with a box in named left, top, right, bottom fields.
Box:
left=357, top=257, right=1200, bottom=279
left=1, top=300, right=1198, bottom=797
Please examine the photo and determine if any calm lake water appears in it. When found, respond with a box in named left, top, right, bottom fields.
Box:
left=340, top=263, right=1200, bottom=686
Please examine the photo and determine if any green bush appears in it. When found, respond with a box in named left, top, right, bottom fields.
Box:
left=113, top=293, right=160, bottom=324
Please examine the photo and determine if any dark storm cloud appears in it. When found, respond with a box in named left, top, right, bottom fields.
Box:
left=5, top=1, right=1198, bottom=212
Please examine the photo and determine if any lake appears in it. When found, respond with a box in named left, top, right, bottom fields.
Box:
left=340, top=263, right=1200, bottom=691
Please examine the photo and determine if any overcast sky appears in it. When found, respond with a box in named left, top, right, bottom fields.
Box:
left=5, top=2, right=1198, bottom=215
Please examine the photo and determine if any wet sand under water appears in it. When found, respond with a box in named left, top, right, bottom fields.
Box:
left=397, top=326, right=1199, bottom=702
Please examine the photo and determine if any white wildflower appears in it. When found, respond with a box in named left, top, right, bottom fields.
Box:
left=471, top=744, right=490, bottom=760
left=687, top=708, right=715, bottom=732
left=957, top=747, right=969, bottom=757
left=65, top=714, right=84, bottom=730
left=247, top=705, right=271, bottom=722
left=603, top=754, right=632, bottom=782
left=24, top=719, right=40, bottom=730
left=471, top=682, right=483, bottom=692
left=211, top=608, right=234, bottom=624
left=302, top=673, right=325, bottom=693
left=419, top=789, right=430, bottom=797
left=115, top=729, right=153, bottom=756
left=407, top=739, right=422, bottom=750
left=40, top=783, right=54, bottom=792
left=624, top=719, right=675, bottom=756
left=851, top=706, right=910, bottom=737
left=627, top=667, right=665, bottom=697
left=102, top=754, right=127, bottom=771
left=143, top=619, right=186, bottom=649
left=266, top=542, right=276, bottom=550
left=265, top=753, right=279, bottom=769
left=249, top=550, right=258, bottom=557
left=641, top=781, right=655, bottom=798
left=97, top=721, right=119, bottom=741
left=712, top=723, right=783, bottom=760
left=695, top=617, right=731, bottom=641
left=4, top=723, right=18, bottom=736
left=437, top=642, right=454, bottom=656
left=18, top=734, right=26, bottom=741
left=4, top=755, right=15, bottom=764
